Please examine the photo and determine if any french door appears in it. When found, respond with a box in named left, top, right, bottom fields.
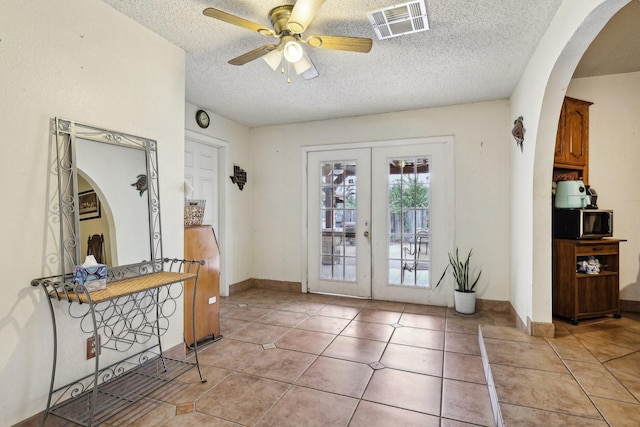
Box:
left=307, top=149, right=372, bottom=297
left=306, top=139, right=453, bottom=305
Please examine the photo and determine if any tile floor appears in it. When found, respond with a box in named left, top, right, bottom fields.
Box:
left=25, top=288, right=640, bottom=426
left=481, top=312, right=640, bottom=426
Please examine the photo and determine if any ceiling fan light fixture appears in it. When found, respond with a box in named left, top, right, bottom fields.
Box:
left=293, top=54, right=312, bottom=74
left=307, top=36, right=322, bottom=48
left=263, top=49, right=283, bottom=71
left=283, top=40, right=304, bottom=63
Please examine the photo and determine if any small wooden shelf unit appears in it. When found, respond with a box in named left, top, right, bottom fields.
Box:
left=552, top=239, right=624, bottom=324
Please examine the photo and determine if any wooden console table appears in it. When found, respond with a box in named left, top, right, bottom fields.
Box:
left=31, top=259, right=207, bottom=427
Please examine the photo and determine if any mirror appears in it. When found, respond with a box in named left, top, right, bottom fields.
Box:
left=54, top=118, right=162, bottom=281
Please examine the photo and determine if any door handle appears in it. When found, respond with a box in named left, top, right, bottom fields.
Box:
left=363, top=221, right=370, bottom=243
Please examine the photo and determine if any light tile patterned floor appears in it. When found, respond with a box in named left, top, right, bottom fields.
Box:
left=23, top=288, right=640, bottom=426
left=481, top=312, right=640, bottom=426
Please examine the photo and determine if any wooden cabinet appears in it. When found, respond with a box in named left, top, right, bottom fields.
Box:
left=552, top=239, right=624, bottom=324
left=553, top=97, right=593, bottom=183
left=184, top=225, right=221, bottom=347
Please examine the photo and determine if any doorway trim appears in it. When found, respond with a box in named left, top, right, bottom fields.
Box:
left=301, top=135, right=455, bottom=296
left=185, top=129, right=230, bottom=296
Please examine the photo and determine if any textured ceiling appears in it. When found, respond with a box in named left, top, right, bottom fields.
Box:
left=100, top=0, right=636, bottom=128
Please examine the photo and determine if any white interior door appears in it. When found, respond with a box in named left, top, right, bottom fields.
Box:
left=307, top=149, right=372, bottom=298
left=185, top=139, right=219, bottom=231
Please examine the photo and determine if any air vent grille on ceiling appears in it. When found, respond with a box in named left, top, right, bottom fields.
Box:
left=367, top=0, right=429, bottom=40
left=368, top=0, right=429, bottom=40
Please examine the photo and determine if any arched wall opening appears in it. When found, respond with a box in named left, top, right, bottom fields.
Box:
left=510, top=0, right=630, bottom=334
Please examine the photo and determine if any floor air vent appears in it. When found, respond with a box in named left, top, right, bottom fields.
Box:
left=367, top=0, right=429, bottom=40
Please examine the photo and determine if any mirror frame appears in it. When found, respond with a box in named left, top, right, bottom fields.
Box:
left=54, top=117, right=163, bottom=281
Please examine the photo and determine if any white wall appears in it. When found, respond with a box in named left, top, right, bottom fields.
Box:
left=250, top=101, right=512, bottom=302
left=0, top=1, right=185, bottom=425
left=510, top=0, right=629, bottom=327
left=567, top=71, right=640, bottom=301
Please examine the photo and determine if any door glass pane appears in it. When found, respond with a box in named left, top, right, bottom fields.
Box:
left=320, top=160, right=357, bottom=282
left=387, top=158, right=430, bottom=286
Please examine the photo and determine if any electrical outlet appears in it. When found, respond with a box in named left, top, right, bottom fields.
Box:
left=86, top=335, right=101, bottom=359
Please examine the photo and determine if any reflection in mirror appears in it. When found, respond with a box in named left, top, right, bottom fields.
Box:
left=76, top=139, right=151, bottom=266
left=54, top=118, right=162, bottom=281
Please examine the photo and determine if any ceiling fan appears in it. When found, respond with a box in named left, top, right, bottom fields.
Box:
left=203, top=0, right=373, bottom=80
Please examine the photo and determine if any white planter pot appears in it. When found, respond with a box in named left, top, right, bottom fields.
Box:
left=454, top=290, right=476, bottom=314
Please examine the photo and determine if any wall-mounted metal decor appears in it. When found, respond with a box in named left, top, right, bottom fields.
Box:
left=229, top=164, right=247, bottom=190
left=512, top=116, right=525, bottom=152
left=131, top=174, right=147, bottom=196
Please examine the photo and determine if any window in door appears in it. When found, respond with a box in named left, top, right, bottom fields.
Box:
left=387, top=157, right=431, bottom=287
left=319, top=160, right=357, bottom=282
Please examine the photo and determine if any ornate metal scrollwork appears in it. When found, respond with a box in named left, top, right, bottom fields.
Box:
left=53, top=118, right=163, bottom=279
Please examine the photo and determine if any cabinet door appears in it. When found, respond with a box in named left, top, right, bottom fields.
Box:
left=563, top=99, right=589, bottom=166
left=577, top=275, right=618, bottom=315
left=553, top=97, right=592, bottom=183
left=554, top=104, right=566, bottom=164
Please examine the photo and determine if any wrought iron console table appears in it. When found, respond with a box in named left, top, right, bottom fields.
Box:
left=32, top=259, right=207, bottom=427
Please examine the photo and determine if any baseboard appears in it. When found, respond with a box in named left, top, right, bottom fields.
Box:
left=527, top=318, right=555, bottom=338
left=229, top=278, right=302, bottom=295
left=228, top=279, right=254, bottom=295
left=252, top=278, right=302, bottom=293
left=475, top=298, right=511, bottom=314
left=621, top=299, right=640, bottom=312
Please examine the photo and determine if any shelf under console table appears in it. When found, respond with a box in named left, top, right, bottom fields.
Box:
left=32, top=259, right=208, bottom=427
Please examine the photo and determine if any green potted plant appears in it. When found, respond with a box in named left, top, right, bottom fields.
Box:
left=435, top=247, right=482, bottom=314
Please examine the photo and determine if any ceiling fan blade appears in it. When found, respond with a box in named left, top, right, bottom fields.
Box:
left=228, top=44, right=278, bottom=66
left=203, top=8, right=275, bottom=37
left=305, top=35, right=373, bottom=53
left=287, top=0, right=325, bottom=34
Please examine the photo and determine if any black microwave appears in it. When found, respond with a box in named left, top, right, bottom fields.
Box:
left=553, top=209, right=613, bottom=239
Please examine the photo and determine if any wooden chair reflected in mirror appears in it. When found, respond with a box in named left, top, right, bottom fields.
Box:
left=87, top=233, right=105, bottom=264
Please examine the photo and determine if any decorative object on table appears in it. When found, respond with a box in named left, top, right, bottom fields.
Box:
left=131, top=174, right=147, bottom=196
left=196, top=109, right=210, bottom=129
left=512, top=116, right=525, bottom=152
left=435, top=247, right=482, bottom=314
left=185, top=199, right=206, bottom=226
left=229, top=164, right=247, bottom=190
left=72, top=255, right=107, bottom=291
left=78, top=190, right=101, bottom=221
